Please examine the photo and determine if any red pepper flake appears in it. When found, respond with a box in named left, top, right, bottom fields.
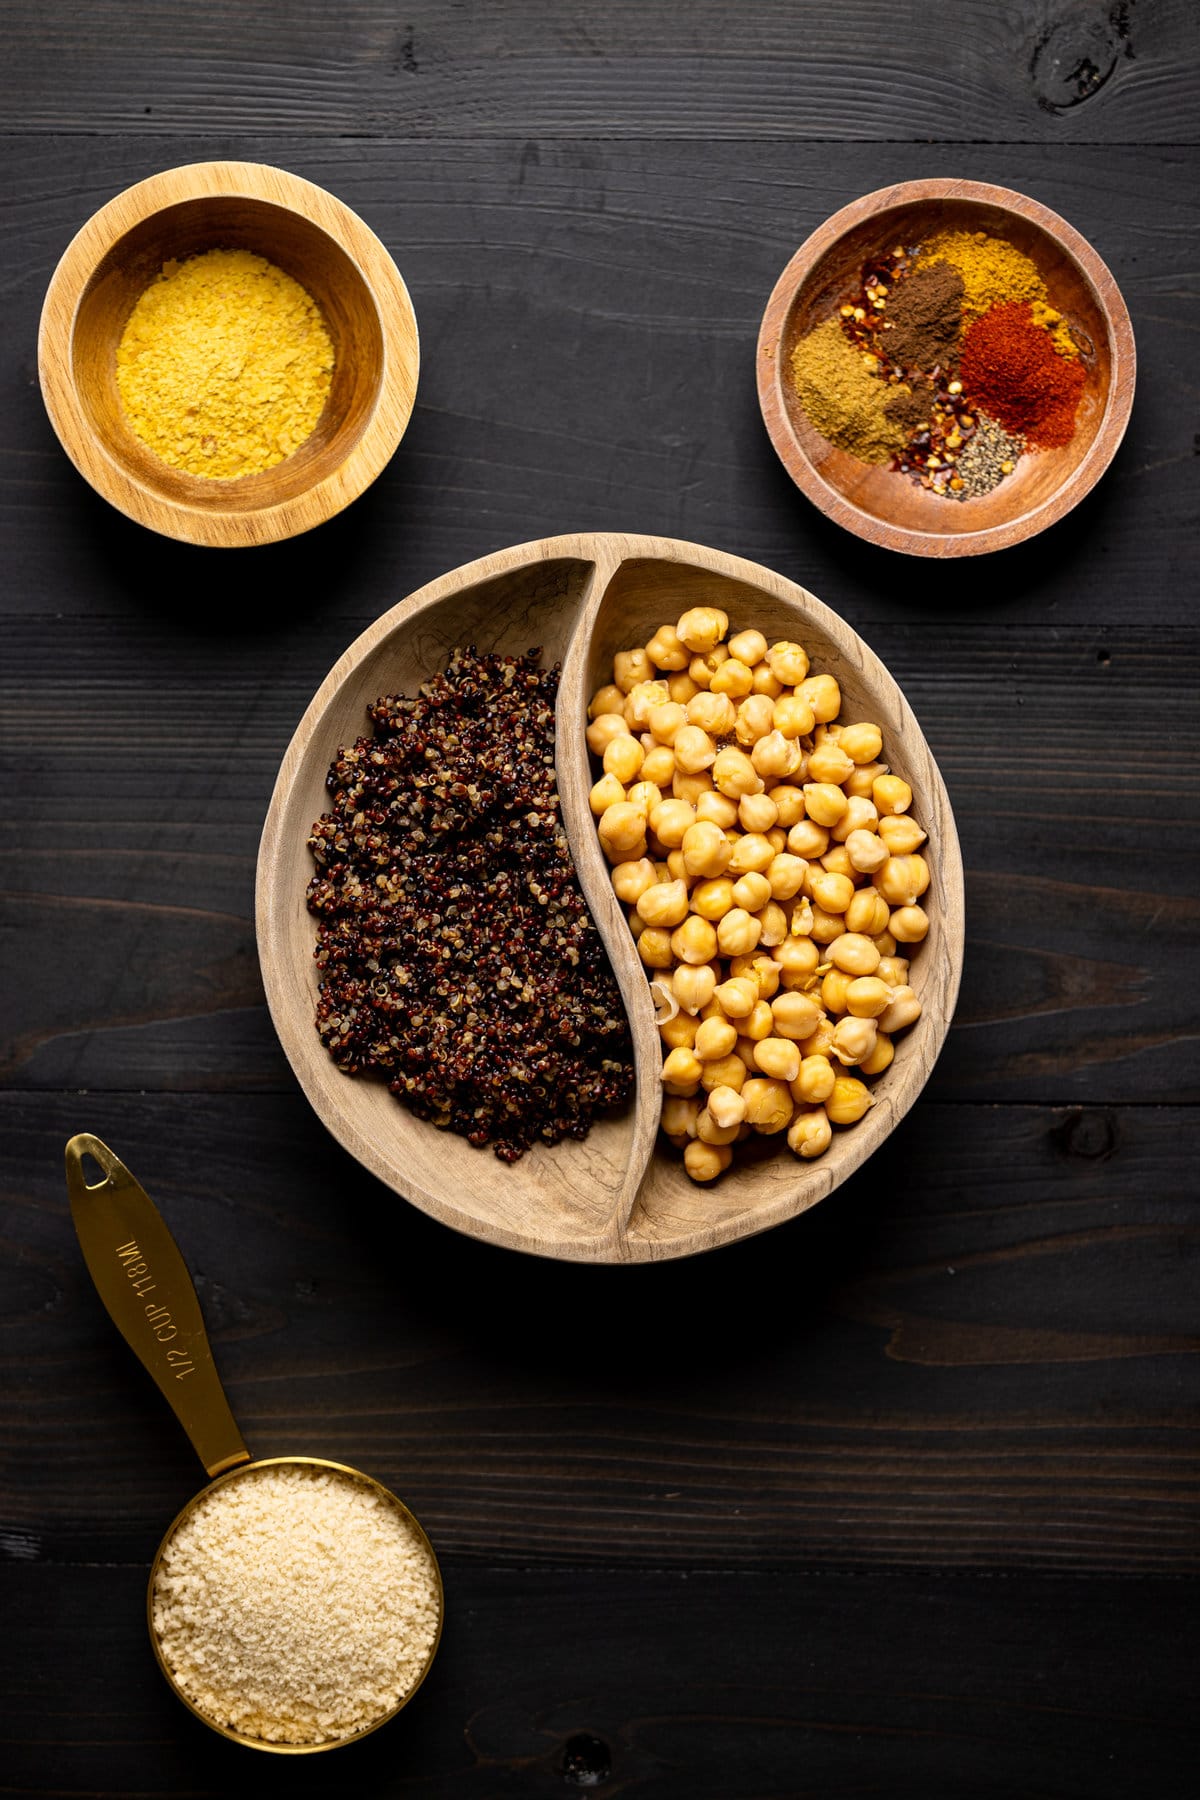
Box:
left=959, top=300, right=1085, bottom=448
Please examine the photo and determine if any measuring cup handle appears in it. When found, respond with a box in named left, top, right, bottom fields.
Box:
left=65, top=1134, right=251, bottom=1479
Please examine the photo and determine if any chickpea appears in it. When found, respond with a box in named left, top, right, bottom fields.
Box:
left=603, top=734, right=644, bottom=784
left=695, top=789, right=739, bottom=829
left=767, top=640, right=810, bottom=686
left=878, top=813, right=927, bottom=854
left=695, top=1107, right=741, bottom=1147
left=660, top=1094, right=702, bottom=1144
left=770, top=991, right=823, bottom=1040
left=752, top=1036, right=801, bottom=1083
left=831, top=795, right=879, bottom=843
left=741, top=1077, right=794, bottom=1135
left=738, top=999, right=773, bottom=1043
left=726, top=833, right=774, bottom=877
left=839, top=722, right=884, bottom=765
left=819, top=845, right=854, bottom=880
left=874, top=854, right=930, bottom=908
left=756, top=901, right=788, bottom=947
left=626, top=781, right=663, bottom=817
left=677, top=916, right=722, bottom=966
left=735, top=694, right=777, bottom=746
left=700, top=1053, right=747, bottom=1094
left=647, top=701, right=687, bottom=746
left=661, top=1046, right=702, bottom=1092
left=611, top=857, right=657, bottom=905
left=625, top=679, right=669, bottom=727
left=659, top=1011, right=699, bottom=1051
left=676, top=606, right=729, bottom=655
left=729, top=627, right=768, bottom=666
left=845, top=976, right=894, bottom=1019
left=717, top=907, right=761, bottom=956
left=712, top=746, right=763, bottom=798
left=599, top=801, right=648, bottom=856
left=635, top=927, right=672, bottom=971
left=889, top=905, right=929, bottom=944
left=842, top=890, right=887, bottom=938
left=707, top=1084, right=747, bottom=1130
left=673, top=964, right=717, bottom=1015
left=807, top=739, right=855, bottom=786
left=787, top=818, right=830, bottom=858
left=710, top=658, right=754, bottom=699
left=787, top=1109, right=833, bottom=1159
left=751, top=730, right=804, bottom=782
left=798, top=1016, right=837, bottom=1060
left=799, top=673, right=841, bottom=722
left=690, top=877, right=735, bottom=921
left=740, top=954, right=782, bottom=1000
left=668, top=671, right=700, bottom=705
left=768, top=784, right=806, bottom=827
left=821, top=968, right=853, bottom=1014
left=637, top=879, right=690, bottom=929
left=587, top=712, right=633, bottom=757
left=751, top=663, right=783, bottom=697
left=876, top=956, right=910, bottom=988
left=680, top=820, right=732, bottom=880
left=767, top=827, right=788, bottom=854
left=809, top=905, right=846, bottom=945
left=614, top=647, right=652, bottom=693
left=841, top=760, right=883, bottom=800
left=826, top=1076, right=874, bottom=1125
left=846, top=828, right=889, bottom=874
left=771, top=693, right=815, bottom=740
left=858, top=1031, right=894, bottom=1077
left=731, top=871, right=771, bottom=912
left=873, top=930, right=898, bottom=959
left=734, top=793, right=775, bottom=837
left=673, top=724, right=718, bottom=774
left=649, top=799, right=697, bottom=848
left=873, top=774, right=913, bottom=816
left=878, top=985, right=922, bottom=1034
left=590, top=773, right=626, bottom=815
left=790, top=1055, right=836, bottom=1105
left=764, top=853, right=806, bottom=902
left=809, top=869, right=855, bottom=914
left=695, top=1015, right=738, bottom=1062
left=645, top=625, right=690, bottom=671
left=709, top=976, right=754, bottom=1019
left=688, top=645, right=728, bottom=689
left=832, top=1015, right=878, bottom=1067
left=687, top=690, right=737, bottom=736
left=803, top=782, right=848, bottom=828
left=683, top=1139, right=733, bottom=1182
left=829, top=932, right=881, bottom=976
left=641, top=745, right=677, bottom=788
left=589, top=682, right=626, bottom=719
left=776, top=936, right=820, bottom=984
left=672, top=770, right=714, bottom=806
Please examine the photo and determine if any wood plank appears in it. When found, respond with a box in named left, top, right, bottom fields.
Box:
left=2, top=139, right=1195, bottom=626
left=3, top=1093, right=1196, bottom=1575
left=4, top=0, right=1197, bottom=141
left=2, top=620, right=1195, bottom=1102
left=2, top=1562, right=1195, bottom=1797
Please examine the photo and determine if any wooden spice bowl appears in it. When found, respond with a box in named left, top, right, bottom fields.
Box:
left=256, top=533, right=964, bottom=1263
left=38, top=161, right=419, bottom=547
left=757, top=179, right=1135, bottom=557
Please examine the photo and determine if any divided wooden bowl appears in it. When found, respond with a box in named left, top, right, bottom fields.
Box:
left=38, top=161, right=419, bottom=548
left=757, top=179, right=1135, bottom=557
left=257, top=534, right=964, bottom=1262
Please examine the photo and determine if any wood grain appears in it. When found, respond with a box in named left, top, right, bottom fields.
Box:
left=4, top=0, right=1197, bottom=141
left=38, top=160, right=419, bottom=546
left=2, top=139, right=1193, bottom=622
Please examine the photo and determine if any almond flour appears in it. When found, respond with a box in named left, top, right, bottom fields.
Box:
left=151, top=1462, right=439, bottom=1745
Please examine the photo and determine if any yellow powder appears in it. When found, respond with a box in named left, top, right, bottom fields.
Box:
left=790, top=319, right=909, bottom=464
left=918, top=230, right=1078, bottom=358
left=116, top=248, right=335, bottom=479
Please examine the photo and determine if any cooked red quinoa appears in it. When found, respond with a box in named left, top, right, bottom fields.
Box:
left=307, top=647, right=633, bottom=1161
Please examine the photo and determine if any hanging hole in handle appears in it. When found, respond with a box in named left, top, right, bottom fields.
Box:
left=81, top=1151, right=109, bottom=1190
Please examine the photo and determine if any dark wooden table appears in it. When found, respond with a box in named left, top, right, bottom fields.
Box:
left=3, top=4, right=1198, bottom=1795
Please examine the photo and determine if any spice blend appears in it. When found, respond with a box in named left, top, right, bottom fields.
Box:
left=588, top=610, right=930, bottom=1184
left=307, top=646, right=634, bottom=1161
left=151, top=1464, right=440, bottom=1745
left=789, top=228, right=1086, bottom=499
left=116, top=248, right=334, bottom=479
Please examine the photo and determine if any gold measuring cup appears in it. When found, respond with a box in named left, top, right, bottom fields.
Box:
left=65, top=1132, right=444, bottom=1753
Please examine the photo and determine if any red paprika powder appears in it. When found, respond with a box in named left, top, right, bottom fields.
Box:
left=960, top=301, right=1085, bottom=448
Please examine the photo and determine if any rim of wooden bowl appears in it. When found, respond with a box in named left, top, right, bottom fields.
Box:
left=756, top=178, right=1136, bottom=558
left=37, top=160, right=419, bottom=547
left=256, top=534, right=963, bottom=1263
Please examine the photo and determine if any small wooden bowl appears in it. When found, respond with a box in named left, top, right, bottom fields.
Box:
left=757, top=179, right=1135, bottom=557
left=257, top=534, right=963, bottom=1263
left=38, top=161, right=419, bottom=548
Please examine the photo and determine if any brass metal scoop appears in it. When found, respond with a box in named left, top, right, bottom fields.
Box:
left=65, top=1132, right=443, bottom=1753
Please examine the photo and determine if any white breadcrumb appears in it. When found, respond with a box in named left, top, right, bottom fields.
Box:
left=151, top=1463, right=440, bottom=1744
